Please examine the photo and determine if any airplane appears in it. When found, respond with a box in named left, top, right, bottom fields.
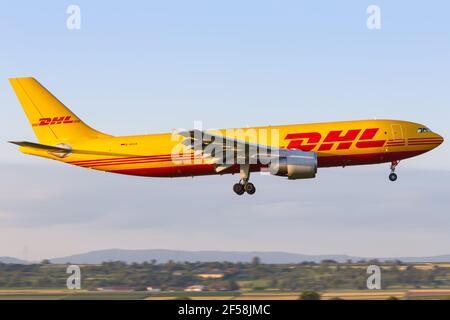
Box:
left=9, top=77, right=444, bottom=195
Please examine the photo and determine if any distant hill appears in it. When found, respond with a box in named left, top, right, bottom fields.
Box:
left=0, top=256, right=27, bottom=264
left=49, top=249, right=361, bottom=264
left=389, top=255, right=450, bottom=263
left=49, top=249, right=450, bottom=264
left=2, top=250, right=449, bottom=264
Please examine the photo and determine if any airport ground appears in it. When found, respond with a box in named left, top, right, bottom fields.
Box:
left=0, top=288, right=450, bottom=300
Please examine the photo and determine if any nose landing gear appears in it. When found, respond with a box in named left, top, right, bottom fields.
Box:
left=389, top=160, right=399, bottom=182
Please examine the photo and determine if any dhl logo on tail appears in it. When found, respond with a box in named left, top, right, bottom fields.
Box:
left=32, top=115, right=80, bottom=127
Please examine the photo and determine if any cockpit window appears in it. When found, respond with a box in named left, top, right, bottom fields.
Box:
left=417, top=127, right=432, bottom=133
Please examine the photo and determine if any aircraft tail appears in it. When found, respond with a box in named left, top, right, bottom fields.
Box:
left=9, top=77, right=111, bottom=144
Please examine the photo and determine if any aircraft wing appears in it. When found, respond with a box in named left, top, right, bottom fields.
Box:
left=176, top=129, right=282, bottom=172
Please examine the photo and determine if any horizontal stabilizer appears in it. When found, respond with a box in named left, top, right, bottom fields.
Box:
left=9, top=141, right=71, bottom=152
left=8, top=141, right=143, bottom=157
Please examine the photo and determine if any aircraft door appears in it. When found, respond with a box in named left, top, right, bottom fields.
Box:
left=391, top=124, right=404, bottom=141
left=387, top=124, right=405, bottom=152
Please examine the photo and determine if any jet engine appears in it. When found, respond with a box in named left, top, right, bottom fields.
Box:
left=269, top=150, right=317, bottom=179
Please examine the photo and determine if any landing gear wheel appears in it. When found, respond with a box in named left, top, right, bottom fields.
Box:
left=244, top=182, right=256, bottom=195
left=233, top=183, right=245, bottom=195
left=389, top=160, right=399, bottom=182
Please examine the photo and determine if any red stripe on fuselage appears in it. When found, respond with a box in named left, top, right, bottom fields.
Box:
left=107, top=150, right=426, bottom=177
left=408, top=142, right=441, bottom=146
left=317, top=150, right=425, bottom=167
left=67, top=154, right=177, bottom=165
left=79, top=157, right=196, bottom=168
left=68, top=154, right=194, bottom=166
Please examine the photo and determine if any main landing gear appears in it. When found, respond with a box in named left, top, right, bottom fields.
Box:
left=389, top=160, right=399, bottom=182
left=233, top=181, right=256, bottom=195
left=233, top=164, right=256, bottom=195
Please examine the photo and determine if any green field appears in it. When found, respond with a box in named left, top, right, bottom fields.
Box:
left=1, top=260, right=450, bottom=299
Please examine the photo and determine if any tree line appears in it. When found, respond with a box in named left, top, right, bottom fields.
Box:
left=0, top=258, right=449, bottom=291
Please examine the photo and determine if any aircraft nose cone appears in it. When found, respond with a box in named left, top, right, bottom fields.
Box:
left=434, top=133, right=444, bottom=147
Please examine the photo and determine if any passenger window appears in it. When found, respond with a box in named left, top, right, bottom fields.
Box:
left=417, top=128, right=423, bottom=133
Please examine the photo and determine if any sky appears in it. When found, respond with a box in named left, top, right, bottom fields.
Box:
left=0, top=1, right=449, bottom=260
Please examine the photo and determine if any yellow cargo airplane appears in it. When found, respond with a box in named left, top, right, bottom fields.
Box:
left=9, top=77, right=444, bottom=195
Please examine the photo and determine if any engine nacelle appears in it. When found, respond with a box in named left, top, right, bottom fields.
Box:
left=269, top=150, right=317, bottom=179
